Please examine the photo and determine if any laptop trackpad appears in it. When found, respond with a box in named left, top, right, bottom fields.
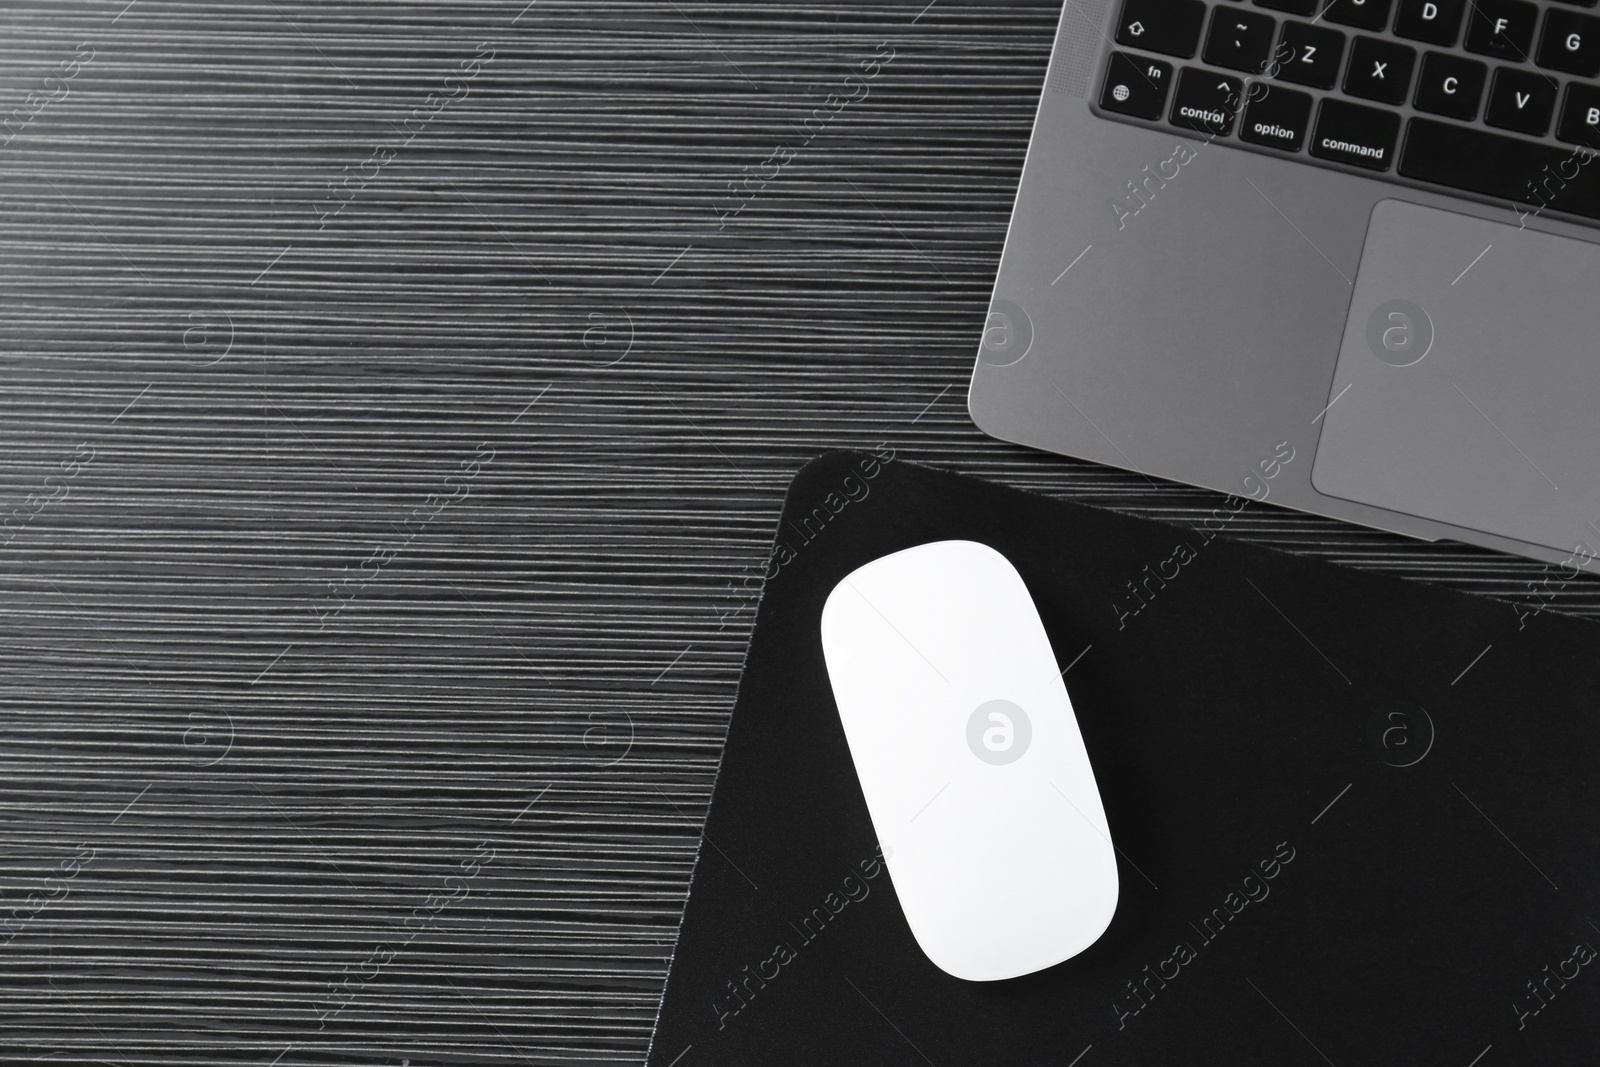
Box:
left=1312, top=199, right=1600, bottom=554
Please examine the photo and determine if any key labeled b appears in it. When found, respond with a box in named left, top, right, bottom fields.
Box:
left=1556, top=82, right=1600, bottom=145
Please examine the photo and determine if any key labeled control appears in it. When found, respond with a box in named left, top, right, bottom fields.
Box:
left=1170, top=67, right=1246, bottom=134
left=1101, top=51, right=1175, bottom=119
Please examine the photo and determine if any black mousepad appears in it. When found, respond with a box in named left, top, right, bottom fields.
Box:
left=647, top=452, right=1600, bottom=1066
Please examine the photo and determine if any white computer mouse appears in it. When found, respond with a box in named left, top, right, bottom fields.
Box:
left=820, top=539, right=1118, bottom=982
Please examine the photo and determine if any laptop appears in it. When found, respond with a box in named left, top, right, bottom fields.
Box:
left=971, top=0, right=1600, bottom=566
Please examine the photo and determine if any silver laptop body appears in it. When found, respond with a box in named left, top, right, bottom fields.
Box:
left=972, top=0, right=1600, bottom=566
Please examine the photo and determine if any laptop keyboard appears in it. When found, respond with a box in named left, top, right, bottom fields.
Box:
left=1097, top=0, right=1600, bottom=221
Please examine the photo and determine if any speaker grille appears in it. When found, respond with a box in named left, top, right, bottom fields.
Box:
left=1047, top=0, right=1112, bottom=98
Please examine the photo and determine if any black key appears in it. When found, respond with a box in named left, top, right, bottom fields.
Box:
left=1255, top=0, right=1319, bottom=13
left=1394, top=0, right=1466, bottom=43
left=1101, top=51, right=1175, bottom=119
left=1323, top=0, right=1394, bottom=31
left=1311, top=98, right=1402, bottom=167
left=1344, top=36, right=1418, bottom=102
left=1170, top=67, right=1246, bottom=134
left=1556, top=0, right=1598, bottom=9
left=1466, top=0, right=1538, bottom=58
left=1241, top=85, right=1315, bottom=148
left=1485, top=65, right=1558, bottom=134
left=1116, top=0, right=1208, bottom=58
left=1276, top=21, right=1347, bottom=87
left=1400, top=118, right=1600, bottom=218
left=1414, top=50, right=1488, bottom=117
left=1557, top=81, right=1600, bottom=144
left=1538, top=9, right=1600, bottom=76
left=1204, top=6, right=1279, bottom=71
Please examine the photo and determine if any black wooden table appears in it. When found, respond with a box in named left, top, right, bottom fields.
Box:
left=1, top=2, right=1589, bottom=1063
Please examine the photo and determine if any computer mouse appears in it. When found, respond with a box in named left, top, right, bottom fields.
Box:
left=819, top=539, right=1118, bottom=982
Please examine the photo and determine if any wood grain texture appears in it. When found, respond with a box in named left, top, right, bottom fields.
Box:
left=0, top=1, right=1594, bottom=1063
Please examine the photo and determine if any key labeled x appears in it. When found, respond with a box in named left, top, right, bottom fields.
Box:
left=1345, top=38, right=1416, bottom=105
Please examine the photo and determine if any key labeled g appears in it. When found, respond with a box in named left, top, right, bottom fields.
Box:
left=966, top=699, right=1032, bottom=765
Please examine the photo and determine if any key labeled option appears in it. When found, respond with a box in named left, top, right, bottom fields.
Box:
left=1169, top=67, right=1246, bottom=134
left=1100, top=51, right=1175, bottom=120
left=1486, top=65, right=1557, bottom=135
left=1242, top=85, right=1314, bottom=149
left=1311, top=97, right=1402, bottom=168
left=1414, top=50, right=1487, bottom=118
left=1117, top=0, right=1209, bottom=57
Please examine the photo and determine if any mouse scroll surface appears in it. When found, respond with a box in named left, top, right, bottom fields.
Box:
left=819, top=540, right=1118, bottom=982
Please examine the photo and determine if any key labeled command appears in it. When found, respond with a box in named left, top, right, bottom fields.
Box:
left=1311, top=98, right=1401, bottom=169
